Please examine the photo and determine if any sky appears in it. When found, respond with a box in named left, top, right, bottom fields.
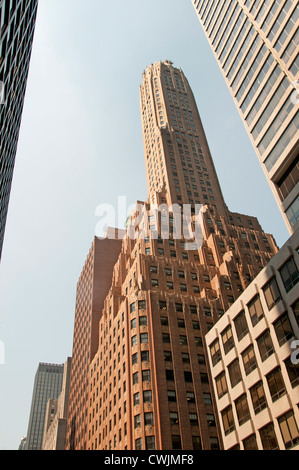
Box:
left=0, top=0, right=289, bottom=450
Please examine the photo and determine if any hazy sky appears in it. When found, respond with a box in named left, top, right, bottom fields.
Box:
left=0, top=0, right=289, bottom=450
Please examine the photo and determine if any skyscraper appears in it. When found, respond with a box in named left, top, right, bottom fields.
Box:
left=84, top=61, right=279, bottom=451
left=25, top=362, right=64, bottom=450
left=191, top=0, right=299, bottom=234
left=0, top=0, right=38, bottom=260
left=65, top=235, right=123, bottom=450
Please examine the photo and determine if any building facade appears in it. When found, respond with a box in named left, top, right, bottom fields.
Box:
left=42, top=357, right=72, bottom=450
left=191, top=0, right=299, bottom=233
left=0, top=0, right=38, bottom=260
left=65, top=235, right=123, bottom=450
left=84, top=61, right=279, bottom=451
left=205, top=228, right=299, bottom=450
left=25, top=362, right=64, bottom=450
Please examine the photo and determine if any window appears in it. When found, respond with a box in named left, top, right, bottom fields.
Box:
left=257, top=330, right=274, bottom=362
left=131, top=335, right=138, bottom=347
left=166, top=370, right=174, bottom=381
left=280, top=257, right=299, bottom=293
left=135, top=438, right=142, bottom=450
left=133, top=372, right=139, bottom=385
left=130, top=302, right=136, bottom=313
left=184, top=371, right=193, bottom=383
left=175, top=303, right=183, bottom=312
left=210, top=339, right=221, bottom=366
left=234, top=310, right=249, bottom=341
left=274, top=313, right=294, bottom=346
left=159, top=301, right=167, bottom=310
left=207, top=413, right=215, bottom=426
left=192, top=436, right=202, bottom=450
left=192, top=320, right=200, bottom=330
left=164, top=351, right=172, bottom=362
left=140, top=333, right=148, bottom=344
left=215, top=371, right=228, bottom=398
left=146, top=436, right=155, bottom=450
left=235, top=394, right=250, bottom=426
left=228, top=359, right=242, bottom=387
left=278, top=410, right=299, bottom=449
left=171, top=435, right=182, bottom=450
left=170, top=412, right=179, bottom=425
left=133, top=392, right=140, bottom=406
left=162, top=333, right=170, bottom=343
left=248, top=295, right=264, bottom=326
left=179, top=335, right=188, bottom=345
left=139, top=316, right=147, bottom=326
left=138, top=299, right=146, bottom=309
left=144, top=412, right=154, bottom=426
left=150, top=265, right=157, bottom=273
left=266, top=367, right=286, bottom=402
left=250, top=381, right=268, bottom=414
left=142, top=370, right=151, bottom=382
left=182, top=352, right=190, bottom=363
left=243, top=434, right=258, bottom=450
left=263, top=277, right=281, bottom=309
left=259, top=422, right=279, bottom=450
left=284, top=356, right=299, bottom=388
left=221, top=325, right=235, bottom=354
left=151, top=279, right=159, bottom=287
left=161, top=316, right=168, bottom=326
left=141, top=350, right=149, bottom=362
left=132, top=353, right=138, bottom=366
left=186, top=391, right=195, bottom=403
left=168, top=390, right=176, bottom=402
left=292, top=299, right=299, bottom=326
left=203, top=392, right=212, bottom=405
left=164, top=267, right=172, bottom=276
left=222, top=406, right=235, bottom=436
left=242, top=345, right=257, bottom=376
left=177, top=318, right=185, bottom=328
left=134, top=414, right=141, bottom=429
left=189, top=413, right=198, bottom=425
left=131, top=318, right=137, bottom=330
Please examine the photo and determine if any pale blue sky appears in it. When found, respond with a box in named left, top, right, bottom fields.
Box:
left=0, top=0, right=289, bottom=450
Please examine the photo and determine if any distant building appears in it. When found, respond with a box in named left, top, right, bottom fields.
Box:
left=42, top=357, right=72, bottom=450
left=18, top=436, right=27, bottom=450
left=0, top=0, right=39, bottom=260
left=191, top=0, right=299, bottom=233
left=205, top=228, right=299, bottom=450
left=25, top=362, right=64, bottom=450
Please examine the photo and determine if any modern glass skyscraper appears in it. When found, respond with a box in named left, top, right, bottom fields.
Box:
left=191, top=0, right=299, bottom=233
left=0, top=0, right=38, bottom=260
left=25, top=362, right=64, bottom=450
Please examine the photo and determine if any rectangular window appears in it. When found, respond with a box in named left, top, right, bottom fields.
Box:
left=235, top=394, right=250, bottom=426
left=243, top=434, right=258, bottom=450
left=263, top=277, right=281, bottom=309
left=146, top=436, right=155, bottom=450
left=259, top=422, right=279, bottom=450
left=167, top=390, right=176, bottom=402
left=279, top=257, right=299, bottom=293
left=140, top=333, right=148, bottom=344
left=248, top=295, right=264, bottom=326
left=228, top=359, right=242, bottom=387
left=242, top=345, right=258, bottom=376
left=284, top=356, right=299, bottom=388
left=274, top=313, right=294, bottom=346
left=144, top=412, right=154, bottom=426
left=216, top=371, right=228, bottom=398
left=210, top=339, right=221, bottom=366
left=278, top=410, right=299, bottom=449
left=257, top=329, right=274, bottom=362
left=266, top=367, right=286, bottom=402
left=222, top=406, right=235, bottom=436
left=221, top=325, right=235, bottom=354
left=250, top=381, right=268, bottom=414
left=234, top=310, right=249, bottom=341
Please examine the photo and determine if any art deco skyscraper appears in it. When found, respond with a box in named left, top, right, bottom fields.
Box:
left=0, top=0, right=38, bottom=260
left=85, top=61, right=279, bottom=451
left=25, top=362, right=64, bottom=450
left=191, top=0, right=298, bottom=234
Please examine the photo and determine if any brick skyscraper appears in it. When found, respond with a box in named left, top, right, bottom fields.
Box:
left=191, top=0, right=299, bottom=234
left=0, top=0, right=39, bottom=260
left=83, top=61, right=279, bottom=451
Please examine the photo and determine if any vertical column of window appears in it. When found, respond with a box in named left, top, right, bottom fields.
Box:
left=231, top=34, right=263, bottom=92
left=266, top=0, right=294, bottom=43
left=264, top=112, right=299, bottom=171
left=274, top=7, right=299, bottom=64
left=215, top=4, right=242, bottom=60
left=202, top=0, right=219, bottom=29
left=223, top=17, right=250, bottom=75
left=208, top=0, right=231, bottom=40
left=243, top=65, right=283, bottom=125
left=235, top=44, right=269, bottom=104
left=256, top=0, right=279, bottom=29
left=251, top=76, right=292, bottom=140
left=257, top=94, right=295, bottom=156
left=211, top=0, right=236, bottom=49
